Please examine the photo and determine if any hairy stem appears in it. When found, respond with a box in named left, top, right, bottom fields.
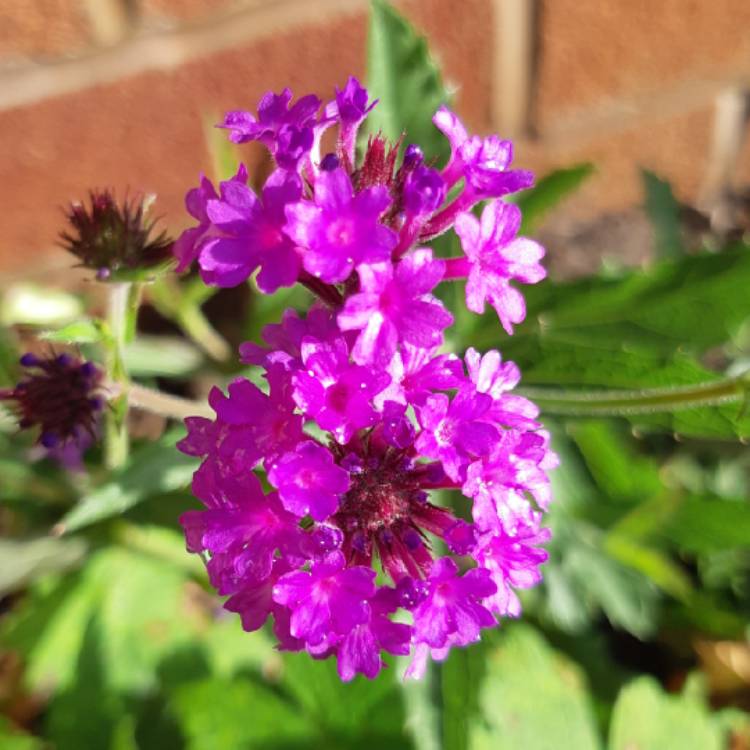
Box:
left=518, top=375, right=750, bottom=416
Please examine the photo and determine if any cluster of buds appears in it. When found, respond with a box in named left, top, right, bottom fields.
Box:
left=173, top=77, right=557, bottom=681
left=0, top=353, right=103, bottom=450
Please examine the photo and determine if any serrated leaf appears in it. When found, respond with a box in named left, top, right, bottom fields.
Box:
left=367, top=0, right=450, bottom=161
left=170, top=677, right=313, bottom=750
left=469, top=625, right=601, bottom=750
left=60, top=433, right=198, bottom=533
left=40, top=318, right=103, bottom=345
left=608, top=677, right=722, bottom=750
left=280, top=652, right=409, bottom=745
left=642, top=169, right=683, bottom=260
left=515, top=164, right=595, bottom=234
left=661, top=495, right=750, bottom=553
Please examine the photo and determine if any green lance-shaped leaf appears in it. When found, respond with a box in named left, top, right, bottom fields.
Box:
left=515, top=163, right=595, bottom=234
left=642, top=169, right=684, bottom=260
left=367, top=0, right=451, bottom=161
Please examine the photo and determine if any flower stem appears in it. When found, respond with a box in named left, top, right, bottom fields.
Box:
left=298, top=271, right=344, bottom=307
left=128, top=383, right=212, bottom=420
left=103, top=281, right=135, bottom=469
left=517, top=375, right=750, bottom=416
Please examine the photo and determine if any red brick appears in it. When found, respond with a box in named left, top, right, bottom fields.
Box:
left=400, top=0, right=493, bottom=132
left=0, top=0, right=93, bottom=62
left=0, top=0, right=495, bottom=271
left=535, top=0, right=750, bottom=130
left=137, top=0, right=257, bottom=27
left=516, top=105, right=714, bottom=220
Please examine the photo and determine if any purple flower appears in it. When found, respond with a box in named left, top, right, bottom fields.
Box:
left=412, top=558, right=496, bottom=649
left=173, top=165, right=245, bottom=273
left=198, top=170, right=302, bottom=291
left=454, top=200, right=546, bottom=333
left=220, top=89, right=322, bottom=170
left=177, top=80, right=556, bottom=681
left=285, top=168, right=397, bottom=283
left=268, top=440, right=351, bottom=521
left=292, top=337, right=387, bottom=444
left=336, top=587, right=411, bottom=682
left=473, top=524, right=551, bottom=616
left=338, top=248, right=452, bottom=367
left=180, top=473, right=302, bottom=595
left=415, top=389, right=499, bottom=481
left=464, top=347, right=539, bottom=430
left=272, top=551, right=376, bottom=649
left=463, top=430, right=556, bottom=533
left=433, top=106, right=533, bottom=198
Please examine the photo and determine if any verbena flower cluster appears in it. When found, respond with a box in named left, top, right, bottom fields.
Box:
left=174, top=78, right=557, bottom=681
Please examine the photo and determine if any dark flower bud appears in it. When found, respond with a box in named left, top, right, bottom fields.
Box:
left=60, top=190, right=173, bottom=279
left=0, top=353, right=104, bottom=449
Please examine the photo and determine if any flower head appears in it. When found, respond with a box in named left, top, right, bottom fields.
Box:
left=176, top=79, right=555, bottom=681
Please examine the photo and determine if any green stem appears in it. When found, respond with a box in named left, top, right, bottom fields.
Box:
left=128, top=383, right=212, bottom=420
left=517, top=375, right=749, bottom=416
left=103, top=281, right=136, bottom=469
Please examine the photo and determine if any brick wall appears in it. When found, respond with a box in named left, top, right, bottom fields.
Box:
left=1, top=0, right=749, bottom=274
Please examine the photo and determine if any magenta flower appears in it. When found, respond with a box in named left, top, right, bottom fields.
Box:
left=415, top=390, right=499, bottom=482
left=338, top=248, right=452, bottom=367
left=292, top=337, right=388, bottom=444
left=220, top=89, right=322, bottom=170
left=433, top=106, right=533, bottom=198
left=454, top=200, right=546, bottom=333
left=272, top=551, right=376, bottom=649
left=285, top=168, right=397, bottom=283
left=177, top=80, right=555, bottom=681
left=268, top=440, right=351, bottom=521
left=336, top=587, right=411, bottom=682
left=411, top=558, right=496, bottom=649
left=198, top=170, right=302, bottom=291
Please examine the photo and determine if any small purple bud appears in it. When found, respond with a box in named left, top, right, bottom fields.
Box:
left=56, top=354, right=74, bottom=368
left=403, top=529, right=423, bottom=550
left=351, top=531, right=368, bottom=553
left=40, top=431, right=59, bottom=449
left=96, top=267, right=111, bottom=281
left=340, top=453, right=364, bottom=474
left=403, top=144, right=424, bottom=169
left=396, top=576, right=430, bottom=609
left=89, top=396, right=104, bottom=411
left=310, top=524, right=344, bottom=554
left=80, top=361, right=99, bottom=378
left=19, top=353, right=38, bottom=367
left=320, top=153, right=340, bottom=172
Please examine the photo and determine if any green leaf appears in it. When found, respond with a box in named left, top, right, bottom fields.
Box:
left=568, top=421, right=661, bottom=503
left=40, top=318, right=104, bottom=345
left=123, top=335, right=204, bottom=377
left=608, top=677, right=722, bottom=750
left=661, top=495, right=750, bottom=553
left=280, top=652, right=410, bottom=746
left=469, top=625, right=601, bottom=750
left=367, top=0, right=450, bottom=161
left=4, top=546, right=208, bottom=694
left=60, top=432, right=198, bottom=534
left=0, top=716, right=45, bottom=750
left=170, top=676, right=314, bottom=750
left=0, top=536, right=87, bottom=595
left=515, top=164, right=595, bottom=234
left=441, top=643, right=486, bottom=750
left=642, top=169, right=683, bottom=260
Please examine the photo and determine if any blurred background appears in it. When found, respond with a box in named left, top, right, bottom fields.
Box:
left=1, top=2, right=750, bottom=749
left=2, top=0, right=750, bottom=279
